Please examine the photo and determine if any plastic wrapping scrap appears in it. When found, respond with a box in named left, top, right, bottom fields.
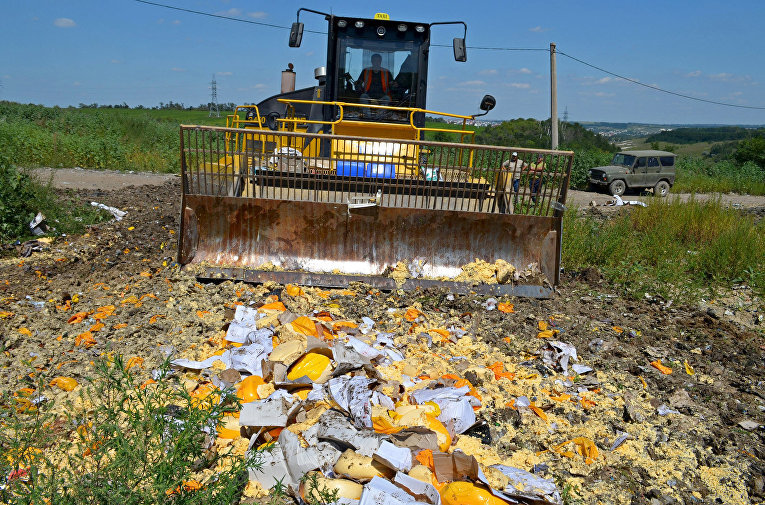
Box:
left=410, top=386, right=477, bottom=406
left=490, top=465, right=559, bottom=502
left=539, top=341, right=579, bottom=375
left=346, top=336, right=384, bottom=360
left=91, top=202, right=127, bottom=220
left=171, top=352, right=229, bottom=371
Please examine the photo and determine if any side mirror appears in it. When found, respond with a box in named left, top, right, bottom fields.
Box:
left=453, top=38, right=467, bottom=62
left=479, top=94, right=496, bottom=112
left=289, top=22, right=304, bottom=47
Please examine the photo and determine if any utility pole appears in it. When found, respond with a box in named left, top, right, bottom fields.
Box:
left=209, top=75, right=219, bottom=118
left=550, top=43, right=558, bottom=150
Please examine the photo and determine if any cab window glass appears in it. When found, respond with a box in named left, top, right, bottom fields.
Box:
left=659, top=156, right=675, bottom=167
left=647, top=157, right=660, bottom=167
left=636, top=157, right=647, bottom=168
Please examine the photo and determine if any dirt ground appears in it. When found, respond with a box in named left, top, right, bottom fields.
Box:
left=2, top=171, right=764, bottom=504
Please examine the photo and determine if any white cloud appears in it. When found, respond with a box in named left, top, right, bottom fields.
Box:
left=172, top=19, right=181, bottom=25
left=529, top=26, right=548, bottom=33
left=518, top=67, right=532, bottom=74
left=459, top=80, right=485, bottom=86
left=595, top=77, right=612, bottom=84
left=709, top=72, right=733, bottom=81
left=54, top=18, right=76, bottom=28
left=171, top=67, right=185, bottom=72
left=110, top=59, right=121, bottom=64
left=217, top=8, right=242, bottom=16
left=479, top=69, right=498, bottom=76
left=217, top=71, right=233, bottom=76
left=253, top=84, right=267, bottom=89
left=248, top=11, right=267, bottom=19
left=73, top=81, right=81, bottom=86
left=686, top=70, right=702, bottom=77
left=594, top=91, right=615, bottom=97
left=507, top=82, right=530, bottom=89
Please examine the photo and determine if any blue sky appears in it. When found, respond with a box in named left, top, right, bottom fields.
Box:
left=2, top=0, right=764, bottom=124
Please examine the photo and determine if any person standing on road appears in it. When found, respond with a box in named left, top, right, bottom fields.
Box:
left=495, top=151, right=527, bottom=213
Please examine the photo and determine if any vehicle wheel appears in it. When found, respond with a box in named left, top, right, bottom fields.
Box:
left=608, top=179, right=626, bottom=197
left=654, top=180, right=670, bottom=197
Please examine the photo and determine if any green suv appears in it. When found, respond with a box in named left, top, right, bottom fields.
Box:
left=588, top=150, right=676, bottom=197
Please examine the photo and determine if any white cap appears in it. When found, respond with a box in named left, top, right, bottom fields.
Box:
left=512, top=152, right=518, bottom=156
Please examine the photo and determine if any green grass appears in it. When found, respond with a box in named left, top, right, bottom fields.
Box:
left=0, top=135, right=112, bottom=242
left=563, top=197, right=765, bottom=300
left=1, top=355, right=266, bottom=504
left=672, top=157, right=765, bottom=195
left=0, top=102, right=228, bottom=173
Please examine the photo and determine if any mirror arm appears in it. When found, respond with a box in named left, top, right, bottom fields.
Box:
left=296, top=7, right=332, bottom=22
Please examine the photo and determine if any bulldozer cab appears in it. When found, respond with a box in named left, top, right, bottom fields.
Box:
left=326, top=15, right=429, bottom=118
left=177, top=10, right=575, bottom=298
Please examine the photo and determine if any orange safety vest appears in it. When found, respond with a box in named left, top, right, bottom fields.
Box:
left=363, top=68, right=390, bottom=95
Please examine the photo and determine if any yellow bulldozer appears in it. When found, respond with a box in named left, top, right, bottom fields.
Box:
left=178, top=9, right=574, bottom=297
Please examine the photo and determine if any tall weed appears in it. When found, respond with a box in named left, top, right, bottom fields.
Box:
left=563, top=198, right=765, bottom=300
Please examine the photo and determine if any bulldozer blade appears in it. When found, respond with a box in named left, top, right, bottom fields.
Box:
left=179, top=195, right=561, bottom=298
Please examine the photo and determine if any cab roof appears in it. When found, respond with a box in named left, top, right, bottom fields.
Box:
left=617, top=150, right=676, bottom=157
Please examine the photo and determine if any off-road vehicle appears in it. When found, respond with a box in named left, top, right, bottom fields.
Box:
left=588, top=150, right=676, bottom=197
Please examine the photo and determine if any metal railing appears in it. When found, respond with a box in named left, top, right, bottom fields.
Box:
left=180, top=125, right=574, bottom=217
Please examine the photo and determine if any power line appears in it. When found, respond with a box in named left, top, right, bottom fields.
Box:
left=556, top=50, right=765, bottom=111
left=132, top=0, right=324, bottom=34
left=432, top=44, right=548, bottom=52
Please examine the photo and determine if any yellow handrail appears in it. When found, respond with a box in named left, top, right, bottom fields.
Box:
left=275, top=98, right=476, bottom=141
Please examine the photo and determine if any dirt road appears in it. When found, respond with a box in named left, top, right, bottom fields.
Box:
left=33, top=167, right=765, bottom=209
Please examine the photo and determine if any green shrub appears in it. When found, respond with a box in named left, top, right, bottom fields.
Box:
left=1, top=356, right=264, bottom=504
left=0, top=132, right=38, bottom=241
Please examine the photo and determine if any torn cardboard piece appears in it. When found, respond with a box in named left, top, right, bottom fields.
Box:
left=239, top=389, right=301, bottom=427
left=308, top=409, right=385, bottom=457
left=373, top=440, right=412, bottom=473
left=327, top=376, right=376, bottom=428
left=359, top=476, right=430, bottom=505
left=393, top=472, right=441, bottom=505
left=432, top=451, right=480, bottom=484
left=389, top=427, right=439, bottom=452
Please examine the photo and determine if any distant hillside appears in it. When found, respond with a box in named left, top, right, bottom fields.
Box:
left=474, top=119, right=615, bottom=151
left=645, top=126, right=765, bottom=144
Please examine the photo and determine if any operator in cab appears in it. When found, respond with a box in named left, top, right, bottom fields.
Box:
left=356, top=53, right=394, bottom=105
